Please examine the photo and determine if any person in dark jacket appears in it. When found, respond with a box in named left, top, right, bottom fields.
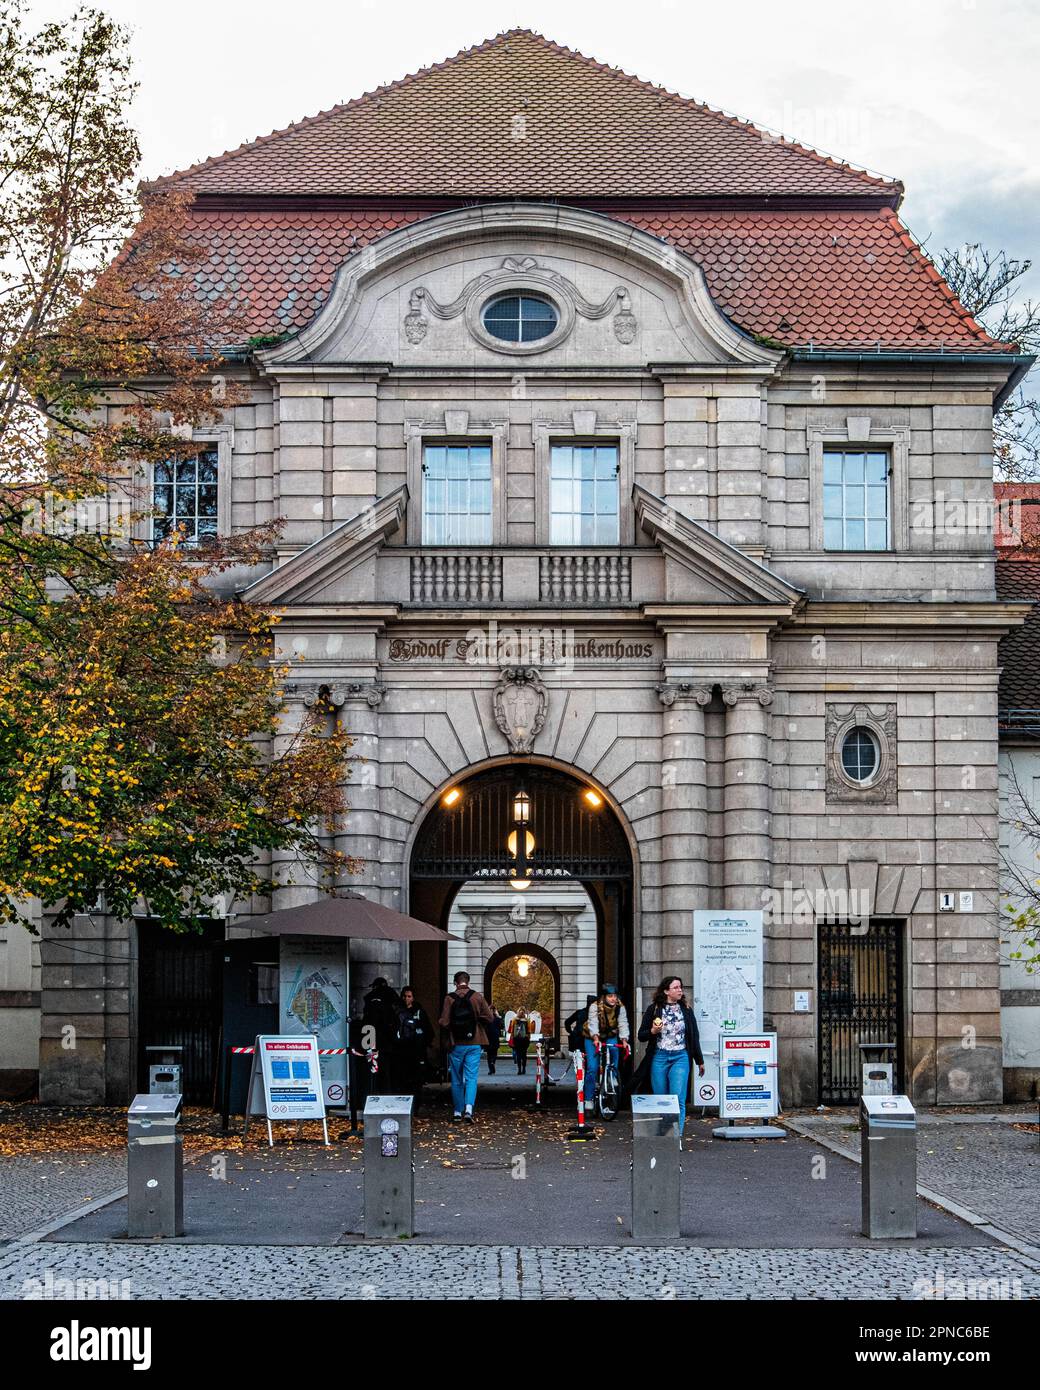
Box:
left=361, top=977, right=401, bottom=1093
left=485, top=1007, right=503, bottom=1074
left=393, top=984, right=433, bottom=1110
left=635, top=976, right=704, bottom=1130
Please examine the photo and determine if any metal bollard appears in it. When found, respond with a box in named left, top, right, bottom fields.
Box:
left=631, top=1094, right=681, bottom=1240
left=860, top=1094, right=917, bottom=1238
left=127, top=1093, right=184, bottom=1237
left=363, top=1094, right=414, bottom=1238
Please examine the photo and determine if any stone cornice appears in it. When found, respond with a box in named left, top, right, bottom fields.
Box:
left=791, top=601, right=1031, bottom=634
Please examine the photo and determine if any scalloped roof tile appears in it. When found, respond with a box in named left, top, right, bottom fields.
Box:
left=146, top=29, right=899, bottom=201
left=184, top=205, right=1010, bottom=351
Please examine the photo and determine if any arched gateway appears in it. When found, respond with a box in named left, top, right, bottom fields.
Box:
left=407, top=762, right=635, bottom=1028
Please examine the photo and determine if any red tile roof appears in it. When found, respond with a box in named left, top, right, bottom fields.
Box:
left=187, top=205, right=1009, bottom=351
left=147, top=30, right=899, bottom=202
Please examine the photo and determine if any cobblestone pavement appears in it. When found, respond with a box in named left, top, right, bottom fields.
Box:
left=786, top=1111, right=1040, bottom=1247
left=0, top=1239, right=1036, bottom=1300
left=0, top=1156, right=126, bottom=1240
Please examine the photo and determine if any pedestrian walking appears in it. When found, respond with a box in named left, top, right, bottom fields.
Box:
left=485, top=1007, right=503, bottom=1074
left=438, top=970, right=494, bottom=1122
left=509, top=1008, right=531, bottom=1074
left=634, top=975, right=704, bottom=1132
left=393, top=984, right=433, bottom=1111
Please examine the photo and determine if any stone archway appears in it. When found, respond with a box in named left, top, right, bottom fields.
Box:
left=483, top=941, right=563, bottom=1047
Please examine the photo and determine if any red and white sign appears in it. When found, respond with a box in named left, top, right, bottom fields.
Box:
left=719, top=1032, right=779, bottom=1120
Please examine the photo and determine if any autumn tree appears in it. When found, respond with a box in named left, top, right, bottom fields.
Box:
left=0, top=2, right=357, bottom=932
left=939, top=243, right=1040, bottom=480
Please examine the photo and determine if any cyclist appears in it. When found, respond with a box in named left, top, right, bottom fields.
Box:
left=583, top=983, right=630, bottom=1114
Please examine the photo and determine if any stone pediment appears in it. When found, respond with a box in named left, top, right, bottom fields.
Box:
left=633, top=485, right=804, bottom=610
left=241, top=486, right=406, bottom=605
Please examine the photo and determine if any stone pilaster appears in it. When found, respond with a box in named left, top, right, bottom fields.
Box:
left=721, top=683, right=773, bottom=910
left=655, top=682, right=712, bottom=974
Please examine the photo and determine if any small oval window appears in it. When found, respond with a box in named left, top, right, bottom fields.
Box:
left=841, top=727, right=879, bottom=782
left=482, top=294, right=558, bottom=344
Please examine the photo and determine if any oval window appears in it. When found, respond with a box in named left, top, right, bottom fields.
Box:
left=841, top=727, right=879, bottom=782
left=482, top=294, right=558, bottom=344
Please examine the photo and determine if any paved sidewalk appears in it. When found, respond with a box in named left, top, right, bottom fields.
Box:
left=0, top=1156, right=127, bottom=1241
left=1, top=1239, right=1036, bottom=1300
left=785, top=1109, right=1040, bottom=1248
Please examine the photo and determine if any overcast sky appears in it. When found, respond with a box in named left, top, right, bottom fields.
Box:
left=38, top=0, right=1040, bottom=298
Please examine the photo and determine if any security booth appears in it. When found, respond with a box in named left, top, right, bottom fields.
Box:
left=631, top=1094, right=681, bottom=1240
left=363, top=1094, right=415, bottom=1237
left=859, top=1041, right=896, bottom=1097
left=860, top=1094, right=917, bottom=1238
left=127, top=1092, right=184, bottom=1237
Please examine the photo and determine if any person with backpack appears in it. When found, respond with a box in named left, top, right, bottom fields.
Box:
left=509, top=1008, right=531, bottom=1074
left=583, top=983, right=630, bottom=1114
left=393, top=984, right=434, bottom=1110
left=438, top=970, right=494, bottom=1122
left=634, top=975, right=704, bottom=1132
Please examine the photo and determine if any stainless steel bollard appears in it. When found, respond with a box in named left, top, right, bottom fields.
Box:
left=631, top=1094, right=681, bottom=1240
left=127, top=1093, right=184, bottom=1237
left=363, top=1094, right=414, bottom=1238
left=861, top=1094, right=917, bottom=1238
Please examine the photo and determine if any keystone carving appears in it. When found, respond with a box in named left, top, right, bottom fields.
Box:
left=493, top=666, right=548, bottom=754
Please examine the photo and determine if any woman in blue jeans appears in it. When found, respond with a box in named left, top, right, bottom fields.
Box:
left=636, top=976, right=704, bottom=1130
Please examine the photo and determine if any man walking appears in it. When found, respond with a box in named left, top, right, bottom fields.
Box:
left=439, top=970, right=494, bottom=1122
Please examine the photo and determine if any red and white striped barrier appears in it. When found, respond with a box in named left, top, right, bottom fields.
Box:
left=575, top=1051, right=586, bottom=1132
left=533, top=1040, right=544, bottom=1107
left=230, top=1046, right=347, bottom=1055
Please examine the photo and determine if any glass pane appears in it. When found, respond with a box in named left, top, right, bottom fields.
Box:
left=198, top=451, right=218, bottom=484
left=823, top=517, right=843, bottom=550
left=550, top=513, right=573, bottom=545
left=866, top=485, right=888, bottom=518
left=845, top=519, right=865, bottom=549
left=154, top=460, right=173, bottom=484
left=595, top=512, right=620, bottom=544
left=844, top=485, right=865, bottom=519
left=523, top=298, right=555, bottom=321
left=596, top=447, right=618, bottom=477
left=152, top=485, right=172, bottom=516
left=424, top=446, right=445, bottom=478
left=843, top=453, right=865, bottom=484
left=865, top=452, right=888, bottom=484
left=176, top=457, right=198, bottom=484
left=867, top=519, right=888, bottom=549
left=551, top=480, right=572, bottom=515
left=823, top=484, right=842, bottom=517
left=198, top=485, right=218, bottom=517
left=595, top=480, right=617, bottom=516
left=550, top=446, right=571, bottom=478
left=823, top=454, right=843, bottom=485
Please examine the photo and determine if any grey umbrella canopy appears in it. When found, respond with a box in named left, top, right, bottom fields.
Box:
left=246, top=891, right=454, bottom=941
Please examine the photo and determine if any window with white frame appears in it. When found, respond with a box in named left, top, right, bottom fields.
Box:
left=822, top=448, right=890, bottom=551
left=421, top=442, right=492, bottom=545
left=549, top=443, right=619, bottom=545
left=152, top=447, right=219, bottom=543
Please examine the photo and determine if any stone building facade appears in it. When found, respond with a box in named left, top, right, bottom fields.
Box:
left=33, top=31, right=1033, bottom=1107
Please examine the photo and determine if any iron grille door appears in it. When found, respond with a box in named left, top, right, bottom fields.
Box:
left=137, top=920, right=223, bottom=1103
left=818, top=919, right=903, bottom=1105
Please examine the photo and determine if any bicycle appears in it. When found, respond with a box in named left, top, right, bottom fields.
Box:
left=593, top=1038, right=628, bottom=1121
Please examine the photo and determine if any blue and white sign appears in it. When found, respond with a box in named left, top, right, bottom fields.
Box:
left=692, top=910, right=763, bottom=1107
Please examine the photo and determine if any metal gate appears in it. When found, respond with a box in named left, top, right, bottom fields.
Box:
left=818, top=919, right=903, bottom=1104
left=136, top=920, right=223, bottom=1103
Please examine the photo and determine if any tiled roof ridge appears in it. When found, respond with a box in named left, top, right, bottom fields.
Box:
left=880, top=209, right=1014, bottom=351
left=142, top=28, right=900, bottom=197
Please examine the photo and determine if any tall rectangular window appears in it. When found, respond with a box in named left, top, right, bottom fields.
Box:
left=550, top=443, right=619, bottom=545
left=822, top=449, right=889, bottom=551
left=422, top=443, right=492, bottom=545
left=152, top=447, right=219, bottom=543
